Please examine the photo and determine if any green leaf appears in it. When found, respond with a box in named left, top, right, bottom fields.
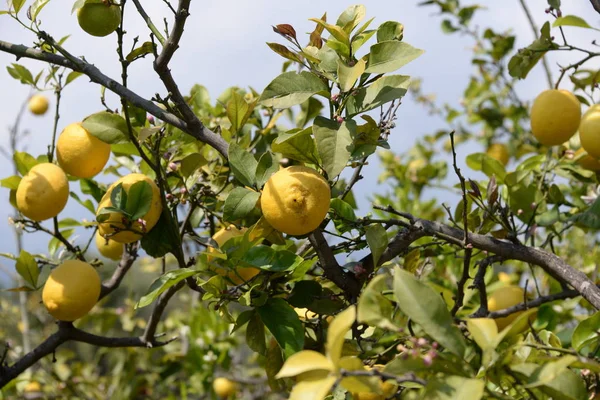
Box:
left=346, top=75, right=411, bottom=116
left=125, top=181, right=153, bottom=220
left=313, top=117, right=355, bottom=178
left=571, top=196, right=600, bottom=229
left=126, top=42, right=156, bottom=62
left=365, top=41, right=424, bottom=74
left=223, top=187, right=260, bottom=222
left=336, top=4, right=366, bottom=34
left=393, top=267, right=466, bottom=357
left=553, top=15, right=596, bottom=30
left=257, top=298, right=304, bottom=358
left=246, top=311, right=267, bottom=355
left=65, top=71, right=83, bottom=86
left=259, top=71, right=329, bottom=109
left=9, top=0, right=26, bottom=13
left=266, top=42, right=302, bottom=63
left=255, top=152, right=279, bottom=189
left=135, top=268, right=198, bottom=309
left=465, top=153, right=506, bottom=183
left=271, top=127, right=319, bottom=164
left=30, top=0, right=50, bottom=20
left=70, top=191, right=95, bottom=214
left=242, top=246, right=303, bottom=272
left=423, top=375, right=484, bottom=400
left=288, top=281, right=323, bottom=308
left=228, top=142, right=257, bottom=188
left=337, top=58, right=366, bottom=93
left=1, top=175, right=21, bottom=190
left=511, top=358, right=588, bottom=400
left=365, top=223, right=387, bottom=267
left=226, top=90, right=250, bottom=134
left=80, top=179, right=106, bottom=203
left=110, top=183, right=128, bottom=213
left=508, top=22, right=558, bottom=79
left=572, top=312, right=600, bottom=352
left=15, top=250, right=39, bottom=288
left=329, top=198, right=356, bottom=221
left=48, top=229, right=74, bottom=256
left=357, top=274, right=398, bottom=330
left=140, top=212, right=178, bottom=258
left=7, top=63, right=33, bottom=85
left=13, top=151, right=38, bottom=176
left=71, top=0, right=85, bottom=13
left=82, top=111, right=129, bottom=144
left=377, top=21, right=404, bottom=42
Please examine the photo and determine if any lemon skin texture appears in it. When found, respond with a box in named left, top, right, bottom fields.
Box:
left=77, top=1, right=121, bottom=37
left=260, top=166, right=331, bottom=236
left=486, top=143, right=510, bottom=166
left=210, top=225, right=260, bottom=285
left=42, top=260, right=101, bottom=321
left=56, top=123, right=111, bottom=179
left=16, top=163, right=69, bottom=221
left=488, top=286, right=536, bottom=332
left=579, top=107, right=600, bottom=158
left=575, top=148, right=600, bottom=171
left=95, top=231, right=124, bottom=260
left=530, top=89, right=581, bottom=146
left=213, top=377, right=237, bottom=398
left=28, top=94, right=48, bottom=115
left=96, top=174, right=162, bottom=243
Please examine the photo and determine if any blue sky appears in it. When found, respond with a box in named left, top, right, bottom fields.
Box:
left=0, top=0, right=597, bottom=281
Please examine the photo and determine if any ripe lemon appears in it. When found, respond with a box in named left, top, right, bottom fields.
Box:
left=28, top=94, right=48, bottom=115
left=530, top=89, right=581, bottom=146
left=16, top=163, right=69, bottom=221
left=260, top=166, right=331, bottom=236
left=486, top=143, right=509, bottom=166
left=213, top=377, right=237, bottom=398
left=56, top=123, right=111, bottom=179
left=95, top=231, right=123, bottom=260
left=24, top=381, right=42, bottom=393
left=77, top=0, right=121, bottom=37
left=574, top=148, right=600, bottom=171
left=42, top=260, right=101, bottom=321
left=352, top=364, right=397, bottom=400
left=96, top=174, right=162, bottom=243
left=579, top=107, right=600, bottom=158
left=488, top=286, right=535, bottom=332
left=209, top=225, right=260, bottom=285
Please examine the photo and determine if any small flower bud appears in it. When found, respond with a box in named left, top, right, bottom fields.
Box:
left=168, top=162, right=178, bottom=172
left=147, top=115, right=155, bottom=125
left=422, top=354, right=433, bottom=366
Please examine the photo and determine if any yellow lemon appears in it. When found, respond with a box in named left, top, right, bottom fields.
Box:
left=530, top=89, right=581, bottom=146
left=574, top=148, right=600, bottom=171
left=56, top=123, right=111, bottom=179
left=77, top=0, right=121, bottom=37
left=486, top=143, right=510, bottom=166
left=260, top=166, right=331, bottom=236
left=28, top=94, right=48, bottom=115
left=352, top=365, right=397, bottom=400
left=497, top=272, right=513, bottom=284
left=579, top=107, right=600, bottom=158
left=96, top=174, right=162, bottom=243
left=42, top=260, right=101, bottom=321
left=209, top=225, right=260, bottom=285
left=16, top=163, right=69, bottom=221
left=24, top=381, right=42, bottom=393
left=488, top=286, right=535, bottom=332
left=213, top=377, right=237, bottom=398
left=95, top=231, right=124, bottom=260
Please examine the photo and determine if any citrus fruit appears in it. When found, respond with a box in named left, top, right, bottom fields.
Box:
left=352, top=364, right=397, bottom=400
left=95, top=230, right=124, bottom=260
left=77, top=0, right=121, bottom=37
left=24, top=381, right=42, bottom=393
left=260, top=166, right=331, bottom=236
left=209, top=225, right=260, bottom=285
left=16, top=163, right=69, bottom=221
left=579, top=106, right=600, bottom=158
left=486, top=143, right=509, bottom=166
left=213, top=377, right=237, bottom=398
left=56, top=123, right=111, bottom=178
left=42, top=260, right=101, bottom=321
left=28, top=94, right=48, bottom=115
left=574, top=148, right=600, bottom=171
left=530, top=89, right=581, bottom=146
left=96, top=174, right=162, bottom=243
left=488, top=286, right=535, bottom=332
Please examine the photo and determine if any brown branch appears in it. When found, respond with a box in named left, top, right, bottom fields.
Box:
left=100, top=243, right=139, bottom=299
left=141, top=280, right=185, bottom=344
left=470, top=255, right=504, bottom=317
left=0, top=40, right=228, bottom=158
left=484, top=288, right=584, bottom=319
left=592, top=0, right=600, bottom=14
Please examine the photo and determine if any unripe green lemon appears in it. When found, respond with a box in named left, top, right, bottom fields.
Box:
left=77, top=0, right=121, bottom=37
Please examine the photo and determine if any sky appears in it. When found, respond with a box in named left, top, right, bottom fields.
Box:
left=0, top=0, right=598, bottom=282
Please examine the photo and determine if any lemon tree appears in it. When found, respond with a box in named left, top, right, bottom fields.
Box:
left=2, top=1, right=600, bottom=399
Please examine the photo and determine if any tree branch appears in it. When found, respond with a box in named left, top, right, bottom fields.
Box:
left=100, top=244, right=139, bottom=299
left=590, top=0, right=600, bottom=14
left=485, top=288, right=584, bottom=319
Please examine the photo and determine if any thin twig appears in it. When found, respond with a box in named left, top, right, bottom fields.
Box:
left=518, top=0, right=553, bottom=88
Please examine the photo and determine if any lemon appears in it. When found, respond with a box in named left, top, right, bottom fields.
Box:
left=579, top=107, right=600, bottom=158
left=28, top=94, right=48, bottom=115
left=96, top=174, right=162, bottom=243
left=352, top=365, right=397, bottom=400
left=213, top=377, right=237, bottom=398
left=488, top=286, right=535, bottom=332
left=24, top=381, right=42, bottom=393
left=16, top=163, right=69, bottom=221
left=209, top=225, right=260, bottom=285
left=42, top=260, right=101, bottom=321
left=486, top=143, right=509, bottom=166
left=56, top=123, right=111, bottom=179
left=260, top=166, right=331, bottom=236
left=574, top=148, right=600, bottom=171
left=77, top=0, right=121, bottom=37
left=95, top=231, right=124, bottom=260
left=530, top=89, right=581, bottom=146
